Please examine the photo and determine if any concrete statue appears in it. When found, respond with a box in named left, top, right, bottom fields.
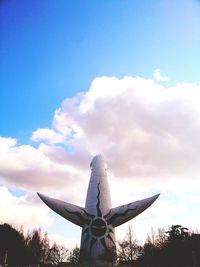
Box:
left=38, top=155, right=159, bottom=267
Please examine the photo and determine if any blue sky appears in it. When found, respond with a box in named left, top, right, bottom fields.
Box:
left=1, top=0, right=200, bottom=248
left=1, top=0, right=200, bottom=139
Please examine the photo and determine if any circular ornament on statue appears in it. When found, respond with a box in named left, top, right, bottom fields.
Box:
left=90, top=218, right=107, bottom=237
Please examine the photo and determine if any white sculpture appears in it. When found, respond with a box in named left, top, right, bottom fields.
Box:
left=38, top=155, right=159, bottom=267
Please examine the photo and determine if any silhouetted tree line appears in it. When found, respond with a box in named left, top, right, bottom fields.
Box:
left=0, top=223, right=200, bottom=266
left=0, top=223, right=79, bottom=266
left=117, top=225, right=200, bottom=267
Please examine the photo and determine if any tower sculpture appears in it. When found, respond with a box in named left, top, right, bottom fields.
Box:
left=38, top=155, right=159, bottom=267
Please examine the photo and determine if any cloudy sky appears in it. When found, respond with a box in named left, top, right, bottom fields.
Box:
left=1, top=0, right=200, bottom=248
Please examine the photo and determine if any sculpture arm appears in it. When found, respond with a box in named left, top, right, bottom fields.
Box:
left=104, top=194, right=160, bottom=227
left=37, top=193, right=91, bottom=227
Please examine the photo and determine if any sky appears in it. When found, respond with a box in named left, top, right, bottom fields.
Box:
left=0, top=0, right=200, bottom=249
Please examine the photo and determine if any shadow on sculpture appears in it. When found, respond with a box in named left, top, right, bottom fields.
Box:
left=38, top=155, right=159, bottom=267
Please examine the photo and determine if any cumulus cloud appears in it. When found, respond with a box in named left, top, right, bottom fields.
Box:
left=0, top=186, right=52, bottom=229
left=0, top=137, right=17, bottom=148
left=0, top=137, right=89, bottom=204
left=153, top=69, right=169, bottom=82
left=1, top=75, right=200, bottom=243
left=31, top=128, right=66, bottom=144
left=42, top=76, right=200, bottom=185
left=2, top=76, right=200, bottom=193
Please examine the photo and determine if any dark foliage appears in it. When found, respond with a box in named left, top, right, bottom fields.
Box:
left=0, top=223, right=33, bottom=265
left=0, top=223, right=200, bottom=266
left=0, top=224, right=69, bottom=266
left=68, top=247, right=80, bottom=265
left=117, top=225, right=142, bottom=263
left=135, top=225, right=200, bottom=267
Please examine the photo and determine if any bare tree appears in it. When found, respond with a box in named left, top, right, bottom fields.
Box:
left=48, top=243, right=69, bottom=266
left=145, top=227, right=156, bottom=246
left=155, top=227, right=167, bottom=248
left=117, top=225, right=142, bottom=262
left=68, top=246, right=80, bottom=265
left=146, top=227, right=166, bottom=248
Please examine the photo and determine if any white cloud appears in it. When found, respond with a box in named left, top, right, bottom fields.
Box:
left=0, top=186, right=52, bottom=229
left=46, top=76, right=200, bottom=184
left=0, top=138, right=89, bottom=205
left=1, top=75, right=200, bottom=244
left=153, top=69, right=169, bottom=82
left=31, top=128, right=66, bottom=144
left=0, top=136, right=17, bottom=148
left=1, top=76, right=200, bottom=195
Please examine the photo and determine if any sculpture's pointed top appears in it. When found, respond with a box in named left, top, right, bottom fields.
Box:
left=91, top=154, right=107, bottom=170
left=93, top=154, right=104, bottom=160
